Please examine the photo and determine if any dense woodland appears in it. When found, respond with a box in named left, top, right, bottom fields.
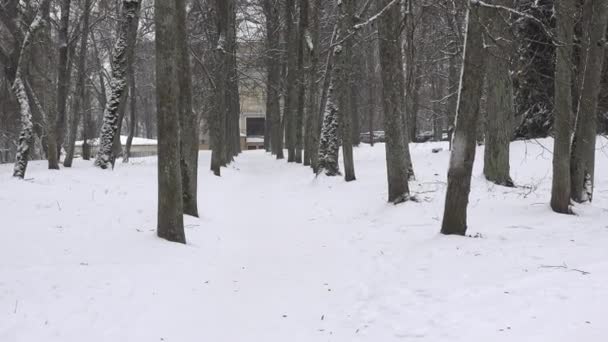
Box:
left=1, top=0, right=608, bottom=242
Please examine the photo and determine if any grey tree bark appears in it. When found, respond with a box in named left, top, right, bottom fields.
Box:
left=155, top=0, right=185, bottom=244
left=47, top=0, right=71, bottom=170
left=94, top=0, right=140, bottom=169
left=304, top=0, right=320, bottom=167
left=483, top=0, right=514, bottom=187
left=210, top=0, right=229, bottom=175
left=336, top=0, right=356, bottom=181
left=317, top=84, right=341, bottom=176
left=12, top=1, right=49, bottom=178
left=176, top=0, right=199, bottom=217
left=285, top=0, right=298, bottom=162
left=551, top=0, right=575, bottom=213
left=262, top=0, right=283, bottom=159
left=441, top=4, right=487, bottom=235
left=377, top=0, right=410, bottom=203
left=569, top=0, right=608, bottom=203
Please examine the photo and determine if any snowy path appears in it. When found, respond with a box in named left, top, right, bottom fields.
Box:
left=1, top=139, right=608, bottom=341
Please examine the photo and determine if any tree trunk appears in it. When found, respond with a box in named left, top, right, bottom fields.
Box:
left=155, top=0, right=185, bottom=244
left=285, top=0, right=298, bottom=162
left=210, top=0, right=229, bottom=175
left=295, top=0, right=308, bottom=164
left=176, top=0, right=199, bottom=217
left=377, top=0, right=410, bottom=203
left=483, top=0, right=514, bottom=187
left=263, top=0, right=283, bottom=159
left=441, top=4, right=487, bottom=235
left=47, top=0, right=71, bottom=169
left=94, top=0, right=140, bottom=169
left=305, top=0, right=321, bottom=169
left=551, top=0, right=575, bottom=213
left=570, top=0, right=608, bottom=203
left=12, top=1, right=49, bottom=178
left=123, top=64, right=137, bottom=163
left=64, top=0, right=91, bottom=168
left=336, top=0, right=356, bottom=181
left=317, top=83, right=341, bottom=176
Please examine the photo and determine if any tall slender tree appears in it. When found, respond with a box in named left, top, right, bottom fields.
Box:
left=441, top=3, right=487, bottom=235
left=569, top=0, right=608, bottom=203
left=377, top=0, right=410, bottom=203
left=551, top=0, right=575, bottom=213
left=176, top=0, right=199, bottom=217
left=94, top=0, right=141, bottom=169
left=155, top=0, right=185, bottom=243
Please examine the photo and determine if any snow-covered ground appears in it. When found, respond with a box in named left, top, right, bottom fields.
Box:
left=1, top=138, right=607, bottom=342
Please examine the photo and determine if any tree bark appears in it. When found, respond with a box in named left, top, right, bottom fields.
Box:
left=336, top=0, right=356, bottom=181
left=155, top=0, right=185, bottom=244
left=210, top=0, right=229, bottom=175
left=551, top=0, right=575, bottom=213
left=285, top=0, right=298, bottom=162
left=441, top=4, right=487, bottom=235
left=12, top=1, right=49, bottom=178
left=377, top=0, right=410, bottom=203
left=176, top=0, right=199, bottom=217
left=94, top=0, right=140, bottom=169
left=569, top=0, right=608, bottom=203
left=263, top=0, right=283, bottom=159
left=317, top=83, right=341, bottom=176
left=483, top=0, right=514, bottom=187
left=47, top=0, right=71, bottom=169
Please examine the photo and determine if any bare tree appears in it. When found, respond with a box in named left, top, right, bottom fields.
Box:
left=441, top=4, right=487, bottom=235
left=155, top=0, right=185, bottom=243
left=551, top=0, right=575, bottom=213
left=94, top=0, right=141, bottom=169
left=569, top=0, right=608, bottom=203
left=377, top=0, right=410, bottom=203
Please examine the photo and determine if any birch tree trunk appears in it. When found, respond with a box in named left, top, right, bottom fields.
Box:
left=12, top=1, right=49, bottom=179
left=569, top=0, right=608, bottom=203
left=441, top=4, right=487, bottom=235
left=155, top=0, right=185, bottom=244
left=377, top=0, right=410, bottom=203
left=94, top=0, right=140, bottom=169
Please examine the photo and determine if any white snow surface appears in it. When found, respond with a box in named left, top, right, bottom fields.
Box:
left=1, top=138, right=608, bottom=341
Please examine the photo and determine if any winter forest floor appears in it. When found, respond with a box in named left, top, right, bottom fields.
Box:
left=1, top=138, right=608, bottom=341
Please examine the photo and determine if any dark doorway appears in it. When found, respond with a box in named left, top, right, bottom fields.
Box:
left=246, top=117, right=265, bottom=136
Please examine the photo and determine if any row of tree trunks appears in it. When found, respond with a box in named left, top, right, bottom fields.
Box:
left=262, top=0, right=284, bottom=159
left=64, top=0, right=92, bottom=168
